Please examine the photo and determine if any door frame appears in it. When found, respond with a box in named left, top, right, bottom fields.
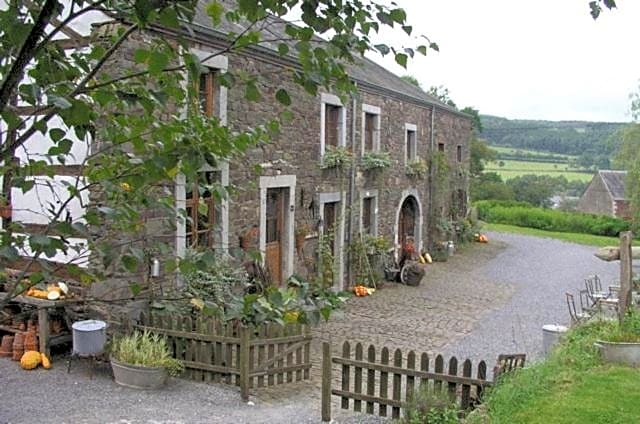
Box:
left=319, top=191, right=346, bottom=290
left=259, top=175, right=296, bottom=281
left=393, top=189, right=423, bottom=261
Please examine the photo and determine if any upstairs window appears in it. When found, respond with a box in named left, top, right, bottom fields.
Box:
left=324, top=104, right=342, bottom=148
left=438, top=143, right=445, bottom=152
left=364, top=113, right=377, bottom=152
left=405, top=123, right=417, bottom=163
left=457, top=145, right=463, bottom=162
left=198, top=71, right=216, bottom=117
left=362, top=197, right=373, bottom=235
left=186, top=171, right=218, bottom=248
left=321, top=93, right=346, bottom=157
left=362, top=104, right=381, bottom=153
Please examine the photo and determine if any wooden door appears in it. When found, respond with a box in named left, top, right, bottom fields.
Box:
left=266, top=188, right=285, bottom=284
left=399, top=197, right=416, bottom=251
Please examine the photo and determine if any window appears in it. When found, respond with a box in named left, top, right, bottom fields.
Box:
left=324, top=104, right=341, bottom=148
left=185, top=171, right=218, bottom=248
left=457, top=145, right=462, bottom=162
left=438, top=143, right=445, bottom=152
left=198, top=71, right=216, bottom=117
left=405, top=123, right=417, bottom=163
left=362, top=197, right=373, bottom=235
left=361, top=104, right=381, bottom=153
left=321, top=93, right=346, bottom=157
left=364, top=113, right=377, bottom=152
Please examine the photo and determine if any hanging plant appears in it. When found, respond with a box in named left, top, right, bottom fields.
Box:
left=405, top=159, right=427, bottom=178
left=360, top=151, right=392, bottom=171
left=321, top=146, right=353, bottom=169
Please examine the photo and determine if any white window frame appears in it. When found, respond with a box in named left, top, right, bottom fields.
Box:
left=404, top=123, right=418, bottom=164
left=359, top=189, right=379, bottom=237
left=176, top=51, right=230, bottom=265
left=320, top=93, right=347, bottom=158
left=361, top=104, right=381, bottom=155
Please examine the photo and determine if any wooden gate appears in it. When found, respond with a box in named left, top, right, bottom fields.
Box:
left=132, top=312, right=312, bottom=400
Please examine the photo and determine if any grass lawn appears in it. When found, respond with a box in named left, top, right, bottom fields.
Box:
left=490, top=145, right=574, bottom=160
left=479, top=321, right=640, bottom=424
left=484, top=222, right=624, bottom=247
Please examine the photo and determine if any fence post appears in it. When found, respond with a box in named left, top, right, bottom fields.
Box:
left=619, top=231, right=633, bottom=324
left=321, top=342, right=332, bottom=422
left=239, top=326, right=250, bottom=402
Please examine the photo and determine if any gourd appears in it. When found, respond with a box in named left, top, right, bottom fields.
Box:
left=20, top=351, right=41, bottom=370
left=41, top=353, right=51, bottom=369
left=47, top=290, right=60, bottom=300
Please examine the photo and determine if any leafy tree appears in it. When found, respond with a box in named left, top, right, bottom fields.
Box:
left=589, top=0, right=617, bottom=19
left=506, top=175, right=558, bottom=207
left=470, top=172, right=514, bottom=202
left=401, top=75, right=422, bottom=89
left=0, top=0, right=435, bottom=306
left=427, top=85, right=457, bottom=108
left=469, top=138, right=497, bottom=177
left=460, top=106, right=482, bottom=133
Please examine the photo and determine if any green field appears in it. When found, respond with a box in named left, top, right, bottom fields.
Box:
left=491, top=145, right=573, bottom=160
left=484, top=223, right=627, bottom=247
left=485, top=159, right=594, bottom=182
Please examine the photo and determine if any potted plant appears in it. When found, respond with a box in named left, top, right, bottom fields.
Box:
left=110, top=330, right=184, bottom=389
left=320, top=146, right=353, bottom=170
left=595, top=310, right=640, bottom=367
left=360, top=151, right=392, bottom=172
left=405, top=159, right=427, bottom=178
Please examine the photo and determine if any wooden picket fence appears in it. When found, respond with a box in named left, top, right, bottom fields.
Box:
left=321, top=341, right=525, bottom=422
left=132, top=312, right=312, bottom=400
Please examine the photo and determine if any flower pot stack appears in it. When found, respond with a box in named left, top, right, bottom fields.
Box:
left=0, top=335, right=14, bottom=357
left=12, top=332, right=24, bottom=361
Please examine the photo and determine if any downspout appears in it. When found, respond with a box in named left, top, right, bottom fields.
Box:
left=427, top=105, right=436, bottom=249
left=346, top=83, right=358, bottom=288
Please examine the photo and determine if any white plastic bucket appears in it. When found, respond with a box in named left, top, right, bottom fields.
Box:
left=542, top=324, right=567, bottom=356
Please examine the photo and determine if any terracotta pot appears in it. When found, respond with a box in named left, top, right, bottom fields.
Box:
left=0, top=204, right=11, bottom=219
left=12, top=332, right=24, bottom=361
left=24, top=330, right=38, bottom=352
left=0, top=335, right=14, bottom=357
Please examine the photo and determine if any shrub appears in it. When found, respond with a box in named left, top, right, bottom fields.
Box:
left=406, top=159, right=428, bottom=178
left=475, top=200, right=631, bottom=237
left=402, top=388, right=460, bottom=424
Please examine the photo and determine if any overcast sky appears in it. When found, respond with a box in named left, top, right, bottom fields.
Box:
left=370, top=0, right=640, bottom=123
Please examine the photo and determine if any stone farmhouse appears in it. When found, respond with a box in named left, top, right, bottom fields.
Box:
left=577, top=170, right=630, bottom=220
left=4, top=2, right=472, bottom=295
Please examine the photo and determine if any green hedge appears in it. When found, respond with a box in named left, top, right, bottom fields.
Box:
left=475, top=200, right=631, bottom=237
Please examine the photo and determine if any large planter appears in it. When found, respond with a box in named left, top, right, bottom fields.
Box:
left=595, top=340, right=640, bottom=367
left=111, top=359, right=168, bottom=389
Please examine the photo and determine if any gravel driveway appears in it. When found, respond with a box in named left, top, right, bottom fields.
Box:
left=0, top=231, right=620, bottom=423
left=441, top=231, right=619, bottom=363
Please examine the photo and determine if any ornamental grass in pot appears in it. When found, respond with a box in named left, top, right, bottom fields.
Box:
left=110, top=331, right=184, bottom=389
left=595, top=310, right=640, bottom=367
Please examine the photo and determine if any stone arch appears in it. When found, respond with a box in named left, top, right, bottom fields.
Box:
left=393, top=189, right=423, bottom=261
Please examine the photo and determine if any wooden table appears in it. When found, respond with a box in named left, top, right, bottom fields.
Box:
left=0, top=293, right=79, bottom=356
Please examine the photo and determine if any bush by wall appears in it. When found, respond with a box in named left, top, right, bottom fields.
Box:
left=475, top=200, right=631, bottom=237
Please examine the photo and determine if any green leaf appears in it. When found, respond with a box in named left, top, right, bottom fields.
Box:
left=49, top=95, right=72, bottom=109
left=375, top=44, right=390, bottom=56
left=277, top=43, right=289, bottom=56
left=275, top=89, right=291, bottom=106
left=416, top=45, right=427, bottom=56
left=245, top=81, right=261, bottom=101
left=49, top=128, right=66, bottom=142
left=129, top=282, right=142, bottom=296
left=206, top=1, right=224, bottom=25
left=395, top=53, right=408, bottom=68
left=122, top=255, right=138, bottom=272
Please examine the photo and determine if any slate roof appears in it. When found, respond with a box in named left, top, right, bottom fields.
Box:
left=599, top=170, right=627, bottom=200
left=188, top=1, right=463, bottom=115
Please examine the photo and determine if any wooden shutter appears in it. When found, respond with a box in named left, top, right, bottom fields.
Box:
left=325, top=104, right=340, bottom=147
left=364, top=113, right=376, bottom=152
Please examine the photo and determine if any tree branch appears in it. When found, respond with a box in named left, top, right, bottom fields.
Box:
left=0, top=0, right=59, bottom=115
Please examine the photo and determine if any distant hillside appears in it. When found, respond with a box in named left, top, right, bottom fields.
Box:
left=480, top=115, right=625, bottom=169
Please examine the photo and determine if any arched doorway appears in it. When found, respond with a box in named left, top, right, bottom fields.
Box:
left=398, top=195, right=419, bottom=257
